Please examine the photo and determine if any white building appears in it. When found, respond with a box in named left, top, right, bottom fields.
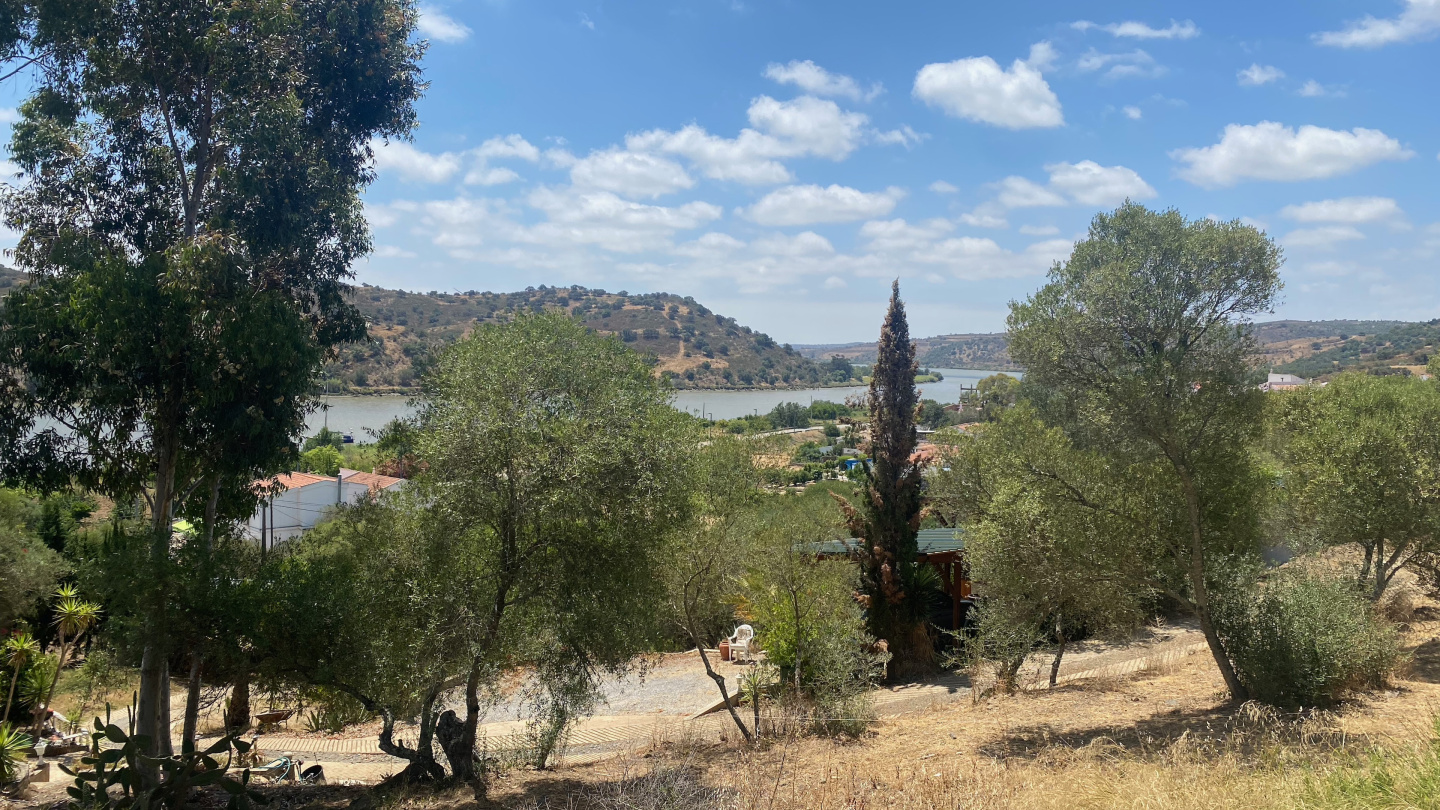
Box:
left=1261, top=372, right=1308, bottom=392
left=245, top=468, right=404, bottom=549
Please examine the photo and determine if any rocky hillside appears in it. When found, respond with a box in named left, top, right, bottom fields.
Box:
left=331, top=285, right=848, bottom=392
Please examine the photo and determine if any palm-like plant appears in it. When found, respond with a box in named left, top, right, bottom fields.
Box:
left=1, top=633, right=39, bottom=724
left=0, top=721, right=33, bottom=785
left=33, top=586, right=101, bottom=735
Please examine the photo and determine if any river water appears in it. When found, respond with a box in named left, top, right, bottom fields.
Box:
left=306, top=367, right=1016, bottom=438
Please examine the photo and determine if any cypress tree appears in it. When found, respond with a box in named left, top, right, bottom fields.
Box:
left=835, top=280, right=927, bottom=666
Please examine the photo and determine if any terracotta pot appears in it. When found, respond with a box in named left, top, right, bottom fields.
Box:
left=719, top=640, right=730, bottom=662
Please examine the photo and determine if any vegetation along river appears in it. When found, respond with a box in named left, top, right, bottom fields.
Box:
left=306, top=368, right=1017, bottom=438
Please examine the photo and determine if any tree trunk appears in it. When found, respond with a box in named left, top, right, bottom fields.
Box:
left=33, top=630, right=66, bottom=736
left=694, top=641, right=751, bottom=744
left=137, top=430, right=179, bottom=757
left=182, top=650, right=203, bottom=752
left=438, top=663, right=481, bottom=784
left=225, top=667, right=250, bottom=732
left=377, top=686, right=445, bottom=782
left=1049, top=619, right=1066, bottom=688
left=1174, top=463, right=1249, bottom=702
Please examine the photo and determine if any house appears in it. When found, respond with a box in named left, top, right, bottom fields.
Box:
left=245, top=468, right=404, bottom=550
left=1261, top=372, right=1307, bottom=392
left=807, top=527, right=972, bottom=631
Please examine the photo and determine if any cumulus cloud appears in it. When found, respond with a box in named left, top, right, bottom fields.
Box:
left=1238, top=64, right=1285, bottom=86
left=1315, top=0, right=1440, bottom=47
left=569, top=149, right=694, bottom=198
left=994, top=176, right=1066, bottom=208
left=912, top=45, right=1064, bottom=129
left=628, top=95, right=870, bottom=184
left=371, top=139, right=463, bottom=183
left=930, top=180, right=958, bottom=194
left=858, top=218, right=1074, bottom=280
left=1172, top=122, right=1413, bottom=187
left=1078, top=48, right=1165, bottom=79
left=739, top=184, right=904, bottom=226
left=1123, top=105, right=1143, bottom=119
left=763, top=60, right=881, bottom=101
left=960, top=211, right=1009, bottom=228
left=1072, top=19, right=1200, bottom=39
left=1280, top=196, right=1404, bottom=224
left=417, top=6, right=471, bottom=43
left=1298, top=80, right=1346, bottom=98
left=1045, top=161, right=1157, bottom=205
left=1283, top=225, right=1367, bottom=248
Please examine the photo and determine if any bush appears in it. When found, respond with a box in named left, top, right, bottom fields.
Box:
left=768, top=402, right=809, bottom=429
left=300, top=445, right=343, bottom=476
left=1219, top=571, right=1403, bottom=708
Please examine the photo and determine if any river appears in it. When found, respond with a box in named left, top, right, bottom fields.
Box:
left=306, top=367, right=1017, bottom=437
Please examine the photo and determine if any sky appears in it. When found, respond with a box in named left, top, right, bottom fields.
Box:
left=19, top=1, right=1440, bottom=344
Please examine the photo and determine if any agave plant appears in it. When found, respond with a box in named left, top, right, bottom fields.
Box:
left=33, top=587, right=101, bottom=735
left=1, top=633, right=39, bottom=724
left=0, top=722, right=32, bottom=785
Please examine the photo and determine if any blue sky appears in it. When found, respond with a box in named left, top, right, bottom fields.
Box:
left=31, top=1, right=1440, bottom=344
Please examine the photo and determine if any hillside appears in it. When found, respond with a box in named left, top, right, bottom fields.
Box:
left=800, top=318, right=1428, bottom=376
left=332, top=285, right=847, bottom=392
left=1275, top=319, right=1438, bottom=378
left=797, top=333, right=1019, bottom=370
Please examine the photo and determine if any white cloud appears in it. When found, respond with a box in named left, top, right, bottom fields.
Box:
left=871, top=125, right=926, bottom=147
left=1073, top=19, right=1200, bottom=39
left=1172, top=122, right=1414, bottom=188
left=673, top=232, right=746, bottom=259
left=858, top=219, right=1074, bottom=280
left=569, top=149, right=694, bottom=198
left=1078, top=48, right=1165, bottom=80
left=1238, top=64, right=1285, bottom=86
left=476, top=134, right=541, bottom=162
left=740, top=184, right=904, bottom=226
left=465, top=167, right=522, bottom=186
left=371, top=139, right=462, bottom=183
left=1123, top=105, right=1143, bottom=119
left=750, top=231, right=836, bottom=257
left=929, top=180, right=959, bottom=194
left=372, top=245, right=418, bottom=259
left=986, top=161, right=1156, bottom=213
left=1019, top=224, right=1061, bottom=236
left=763, top=60, right=881, bottom=101
left=823, top=275, right=847, bottom=289
left=1283, top=225, right=1366, bottom=248
left=579, top=12, right=595, bottom=30
left=417, top=5, right=471, bottom=43
left=1025, top=41, right=1060, bottom=72
left=994, top=176, right=1066, bottom=208
left=1315, top=0, right=1440, bottom=47
left=912, top=46, right=1064, bottom=129
left=960, top=211, right=1009, bottom=228
left=1298, top=80, right=1346, bottom=98
left=628, top=95, right=870, bottom=184
left=0, top=108, right=18, bottom=124
left=1045, top=161, right=1157, bottom=206
left=1280, top=196, right=1404, bottom=224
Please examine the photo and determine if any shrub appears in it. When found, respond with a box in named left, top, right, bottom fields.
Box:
left=1218, top=571, right=1403, bottom=708
left=300, top=445, right=343, bottom=476
left=0, top=722, right=32, bottom=785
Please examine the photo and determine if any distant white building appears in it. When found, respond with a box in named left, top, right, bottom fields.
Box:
left=245, top=468, right=404, bottom=549
left=1261, top=372, right=1308, bottom=392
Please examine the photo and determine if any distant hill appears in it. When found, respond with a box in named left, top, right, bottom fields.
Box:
left=1274, top=320, right=1438, bottom=379
left=333, top=285, right=845, bottom=392
left=799, top=318, right=1431, bottom=378
left=796, top=333, right=1018, bottom=371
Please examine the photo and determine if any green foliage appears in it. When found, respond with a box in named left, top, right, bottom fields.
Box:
left=1217, top=570, right=1402, bottom=709
left=768, top=402, right=811, bottom=429
left=1277, top=319, right=1440, bottom=379
left=302, top=428, right=345, bottom=453
left=1005, top=203, right=1283, bottom=702
left=1271, top=373, right=1440, bottom=599
left=298, top=445, right=343, bottom=477
left=302, top=687, right=372, bottom=734
left=917, top=399, right=957, bottom=429
left=1302, top=715, right=1440, bottom=808
left=0, top=491, right=68, bottom=630
left=63, top=718, right=263, bottom=810
left=0, top=721, right=32, bottom=785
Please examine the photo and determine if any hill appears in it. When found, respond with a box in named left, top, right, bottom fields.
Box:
left=1275, top=319, right=1438, bottom=379
left=332, top=285, right=847, bottom=392
left=796, top=333, right=1018, bottom=370
left=799, top=318, right=1428, bottom=376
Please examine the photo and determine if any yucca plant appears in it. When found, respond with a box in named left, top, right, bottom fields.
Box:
left=33, top=586, right=101, bottom=735
left=1, top=633, right=39, bottom=724
left=0, top=722, right=32, bottom=785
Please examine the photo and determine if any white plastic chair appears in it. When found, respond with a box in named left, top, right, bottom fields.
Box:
left=729, top=624, right=755, bottom=663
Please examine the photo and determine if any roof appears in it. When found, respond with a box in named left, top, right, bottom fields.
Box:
left=807, top=527, right=965, bottom=557
left=1267, top=373, right=1307, bottom=385
left=340, top=470, right=406, bottom=492
left=270, top=472, right=336, bottom=489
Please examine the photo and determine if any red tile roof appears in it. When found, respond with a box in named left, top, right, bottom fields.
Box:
left=341, top=470, right=405, bottom=493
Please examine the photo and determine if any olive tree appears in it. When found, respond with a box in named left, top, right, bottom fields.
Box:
left=1007, top=203, right=1282, bottom=701
left=1272, top=373, right=1440, bottom=600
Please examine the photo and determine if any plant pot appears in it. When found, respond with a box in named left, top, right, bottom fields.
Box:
left=719, top=640, right=730, bottom=662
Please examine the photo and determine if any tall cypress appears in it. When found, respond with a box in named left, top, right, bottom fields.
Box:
left=836, top=280, right=926, bottom=665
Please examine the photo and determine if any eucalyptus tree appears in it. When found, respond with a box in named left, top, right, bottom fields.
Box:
left=0, top=0, right=423, bottom=753
left=1007, top=203, right=1282, bottom=701
left=1273, top=372, right=1440, bottom=600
